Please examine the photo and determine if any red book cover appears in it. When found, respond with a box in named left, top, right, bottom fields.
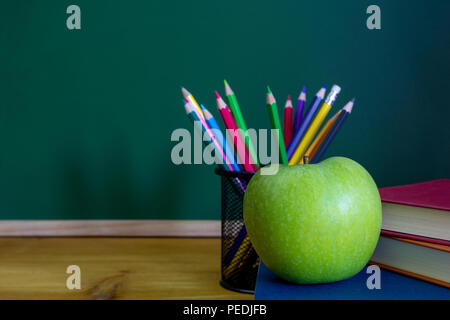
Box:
left=378, top=179, right=450, bottom=246
left=378, top=179, right=450, bottom=211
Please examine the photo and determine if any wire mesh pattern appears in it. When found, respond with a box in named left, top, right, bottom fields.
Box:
left=216, top=167, right=259, bottom=294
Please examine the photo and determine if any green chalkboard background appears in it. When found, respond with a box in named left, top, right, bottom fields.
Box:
left=0, top=0, right=449, bottom=219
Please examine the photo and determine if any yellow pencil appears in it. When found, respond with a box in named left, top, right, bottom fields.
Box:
left=289, top=85, right=341, bottom=165
left=300, top=110, right=341, bottom=164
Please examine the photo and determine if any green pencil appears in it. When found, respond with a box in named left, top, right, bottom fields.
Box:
left=224, top=80, right=260, bottom=168
left=266, top=86, right=288, bottom=165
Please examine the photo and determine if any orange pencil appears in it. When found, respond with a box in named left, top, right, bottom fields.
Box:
left=300, top=110, right=341, bottom=164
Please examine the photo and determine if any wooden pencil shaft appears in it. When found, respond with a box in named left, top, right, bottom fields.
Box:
left=219, top=107, right=255, bottom=172
left=201, top=105, right=242, bottom=171
left=286, top=95, right=323, bottom=159
left=293, top=98, right=305, bottom=133
left=288, top=102, right=332, bottom=165
left=311, top=110, right=349, bottom=163
left=267, top=101, right=288, bottom=165
left=302, top=110, right=342, bottom=163
left=226, top=93, right=260, bottom=168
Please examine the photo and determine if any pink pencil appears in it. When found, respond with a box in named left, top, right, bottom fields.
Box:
left=283, top=95, right=293, bottom=146
left=215, top=91, right=256, bottom=172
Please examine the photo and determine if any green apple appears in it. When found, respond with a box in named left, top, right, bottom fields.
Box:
left=243, top=157, right=382, bottom=284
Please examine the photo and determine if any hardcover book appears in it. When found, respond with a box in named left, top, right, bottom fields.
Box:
left=379, top=179, right=450, bottom=244
left=254, top=261, right=450, bottom=300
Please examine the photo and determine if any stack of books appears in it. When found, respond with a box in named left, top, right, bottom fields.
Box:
left=372, top=179, right=450, bottom=288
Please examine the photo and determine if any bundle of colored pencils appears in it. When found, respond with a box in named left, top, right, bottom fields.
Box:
left=180, top=81, right=355, bottom=276
left=181, top=81, right=354, bottom=169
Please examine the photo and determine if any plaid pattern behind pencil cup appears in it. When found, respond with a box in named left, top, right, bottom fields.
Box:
left=215, top=167, right=259, bottom=294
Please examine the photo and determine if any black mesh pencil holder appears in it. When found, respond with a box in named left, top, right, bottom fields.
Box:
left=215, top=167, right=259, bottom=294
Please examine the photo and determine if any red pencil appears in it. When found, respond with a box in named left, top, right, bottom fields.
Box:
left=215, top=91, right=256, bottom=172
left=283, top=95, right=293, bottom=146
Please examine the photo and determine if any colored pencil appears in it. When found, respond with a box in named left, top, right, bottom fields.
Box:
left=183, top=99, right=246, bottom=197
left=181, top=87, right=204, bottom=117
left=183, top=99, right=234, bottom=172
left=214, top=89, right=256, bottom=266
left=283, top=95, right=293, bottom=146
left=300, top=109, right=341, bottom=164
left=224, top=80, right=260, bottom=168
left=224, top=234, right=256, bottom=276
left=286, top=84, right=327, bottom=160
left=266, top=86, right=288, bottom=165
left=289, top=85, right=341, bottom=165
left=311, top=98, right=354, bottom=164
left=200, top=104, right=241, bottom=172
left=216, top=91, right=256, bottom=172
left=293, top=86, right=306, bottom=133
left=223, top=223, right=249, bottom=267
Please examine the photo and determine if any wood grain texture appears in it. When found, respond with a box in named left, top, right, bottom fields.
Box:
left=0, top=220, right=221, bottom=237
left=0, top=237, right=252, bottom=300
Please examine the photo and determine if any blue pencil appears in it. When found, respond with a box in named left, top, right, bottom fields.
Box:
left=286, top=84, right=327, bottom=160
left=293, top=86, right=306, bottom=133
left=200, top=104, right=241, bottom=172
left=311, top=99, right=354, bottom=164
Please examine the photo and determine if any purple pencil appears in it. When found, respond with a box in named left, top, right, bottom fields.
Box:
left=293, top=86, right=306, bottom=133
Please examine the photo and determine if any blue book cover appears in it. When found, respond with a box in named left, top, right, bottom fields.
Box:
left=254, top=261, right=450, bottom=300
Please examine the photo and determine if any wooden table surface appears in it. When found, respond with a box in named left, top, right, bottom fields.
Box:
left=0, top=237, right=253, bottom=300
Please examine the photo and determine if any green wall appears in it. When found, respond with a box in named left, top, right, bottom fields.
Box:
left=0, top=0, right=449, bottom=219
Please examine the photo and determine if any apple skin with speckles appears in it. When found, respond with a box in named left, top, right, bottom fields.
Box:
left=243, top=157, right=382, bottom=284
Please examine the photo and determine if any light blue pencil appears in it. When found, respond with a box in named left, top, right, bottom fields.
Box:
left=183, top=99, right=241, bottom=177
left=200, top=104, right=241, bottom=172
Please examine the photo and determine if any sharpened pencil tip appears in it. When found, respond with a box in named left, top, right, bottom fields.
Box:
left=201, top=105, right=213, bottom=119
left=181, top=87, right=190, bottom=97
left=285, top=95, right=293, bottom=108
left=214, top=90, right=220, bottom=99
left=224, top=80, right=233, bottom=95
left=316, top=85, right=327, bottom=99
left=351, top=98, right=356, bottom=103
left=323, top=83, right=328, bottom=89
left=267, top=86, right=272, bottom=93
left=298, top=87, right=306, bottom=101
left=343, top=99, right=354, bottom=113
